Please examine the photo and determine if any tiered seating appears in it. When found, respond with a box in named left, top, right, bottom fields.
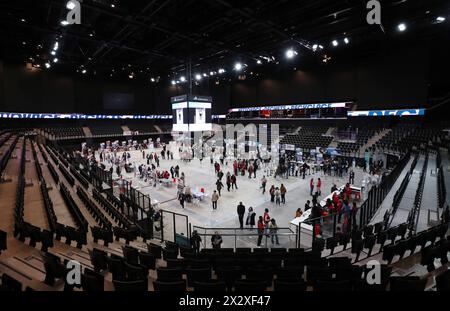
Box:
left=31, top=141, right=58, bottom=232
left=372, top=125, right=446, bottom=154
left=407, top=153, right=428, bottom=232
left=58, top=163, right=75, bottom=187
left=280, top=127, right=332, bottom=149
left=0, top=135, right=19, bottom=177
left=59, top=184, right=88, bottom=232
left=89, top=125, right=123, bottom=137
left=337, top=128, right=378, bottom=155
left=390, top=155, right=418, bottom=221
left=127, top=124, right=155, bottom=134
left=70, top=165, right=89, bottom=189
left=0, top=273, right=23, bottom=291
left=43, top=127, right=85, bottom=140
left=92, top=189, right=132, bottom=230
left=77, top=186, right=112, bottom=242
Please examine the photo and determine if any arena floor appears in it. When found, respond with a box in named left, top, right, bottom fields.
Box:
left=96, top=142, right=367, bottom=249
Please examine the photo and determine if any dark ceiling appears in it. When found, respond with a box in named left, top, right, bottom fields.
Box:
left=1, top=0, right=449, bottom=83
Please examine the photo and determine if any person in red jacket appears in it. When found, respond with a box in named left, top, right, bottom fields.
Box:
left=316, top=178, right=322, bottom=196
left=310, top=178, right=314, bottom=196
left=233, top=160, right=238, bottom=176
left=257, top=216, right=265, bottom=246
left=314, top=223, right=321, bottom=238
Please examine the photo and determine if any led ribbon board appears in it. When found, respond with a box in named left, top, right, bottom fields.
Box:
left=228, top=102, right=349, bottom=113
left=0, top=112, right=173, bottom=119
left=347, top=109, right=425, bottom=117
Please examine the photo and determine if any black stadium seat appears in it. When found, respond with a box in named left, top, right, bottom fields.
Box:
left=0, top=230, right=7, bottom=254
left=113, top=280, right=148, bottom=291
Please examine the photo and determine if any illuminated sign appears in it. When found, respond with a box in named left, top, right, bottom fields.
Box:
left=0, top=112, right=173, bottom=120
left=347, top=109, right=425, bottom=117
left=229, top=102, right=349, bottom=113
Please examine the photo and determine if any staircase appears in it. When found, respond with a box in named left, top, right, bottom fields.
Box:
left=325, top=127, right=336, bottom=136
left=121, top=125, right=131, bottom=134
left=154, top=125, right=163, bottom=133
left=358, top=128, right=391, bottom=154
left=82, top=127, right=92, bottom=138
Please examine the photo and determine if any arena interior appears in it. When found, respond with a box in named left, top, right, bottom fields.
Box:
left=0, top=0, right=450, bottom=297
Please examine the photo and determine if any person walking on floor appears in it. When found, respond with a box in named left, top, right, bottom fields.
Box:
left=261, top=176, right=267, bottom=194
left=211, top=232, right=223, bottom=249
left=231, top=174, right=238, bottom=190
left=178, top=192, right=185, bottom=209
left=257, top=216, right=264, bottom=247
left=349, top=170, right=355, bottom=185
left=269, top=185, right=275, bottom=203
left=211, top=190, right=219, bottom=210
left=280, top=184, right=286, bottom=204
left=317, top=178, right=322, bottom=196
left=275, top=187, right=281, bottom=206
left=226, top=172, right=231, bottom=192
left=216, top=179, right=224, bottom=196
left=246, top=207, right=256, bottom=229
left=237, top=202, right=246, bottom=229
left=310, top=178, right=315, bottom=196
left=269, top=219, right=280, bottom=245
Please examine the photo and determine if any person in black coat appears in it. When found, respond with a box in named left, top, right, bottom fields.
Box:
left=190, top=231, right=202, bottom=253
left=237, top=202, right=246, bottom=229
left=216, top=179, right=224, bottom=196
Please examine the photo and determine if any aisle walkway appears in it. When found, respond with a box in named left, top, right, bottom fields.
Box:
left=440, top=148, right=450, bottom=209
left=416, top=154, right=438, bottom=232
left=370, top=157, right=414, bottom=224
left=390, top=155, right=424, bottom=227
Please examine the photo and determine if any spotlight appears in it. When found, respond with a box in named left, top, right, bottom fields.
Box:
left=256, top=60, right=262, bottom=65
left=66, top=1, right=76, bottom=10
left=332, top=40, right=339, bottom=47
left=180, top=76, right=186, bottom=82
left=51, top=50, right=56, bottom=56
left=195, top=74, right=202, bottom=80
left=218, top=68, right=225, bottom=74
left=344, top=37, right=350, bottom=44
left=81, top=69, right=87, bottom=74
left=53, top=58, right=58, bottom=63
left=171, top=80, right=176, bottom=85
left=312, top=44, right=318, bottom=51
left=285, top=49, right=297, bottom=59
left=210, top=71, right=215, bottom=76
left=319, top=45, right=324, bottom=50
left=53, top=42, right=59, bottom=51
left=45, top=62, right=51, bottom=69
left=436, top=16, right=446, bottom=23
left=397, top=23, right=407, bottom=32
left=150, top=78, right=155, bottom=82
left=128, top=73, right=134, bottom=79
left=21, top=18, right=26, bottom=22
left=234, top=62, right=243, bottom=71
left=111, top=4, right=115, bottom=8
left=203, top=73, right=208, bottom=77
left=60, top=20, right=69, bottom=26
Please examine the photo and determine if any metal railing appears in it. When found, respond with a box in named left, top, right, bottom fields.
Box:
left=192, top=226, right=298, bottom=250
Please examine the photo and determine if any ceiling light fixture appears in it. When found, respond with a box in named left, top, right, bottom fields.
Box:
left=285, top=49, right=297, bottom=59
left=66, top=1, right=76, bottom=10
left=397, top=23, right=407, bottom=32
left=234, top=62, right=243, bottom=71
